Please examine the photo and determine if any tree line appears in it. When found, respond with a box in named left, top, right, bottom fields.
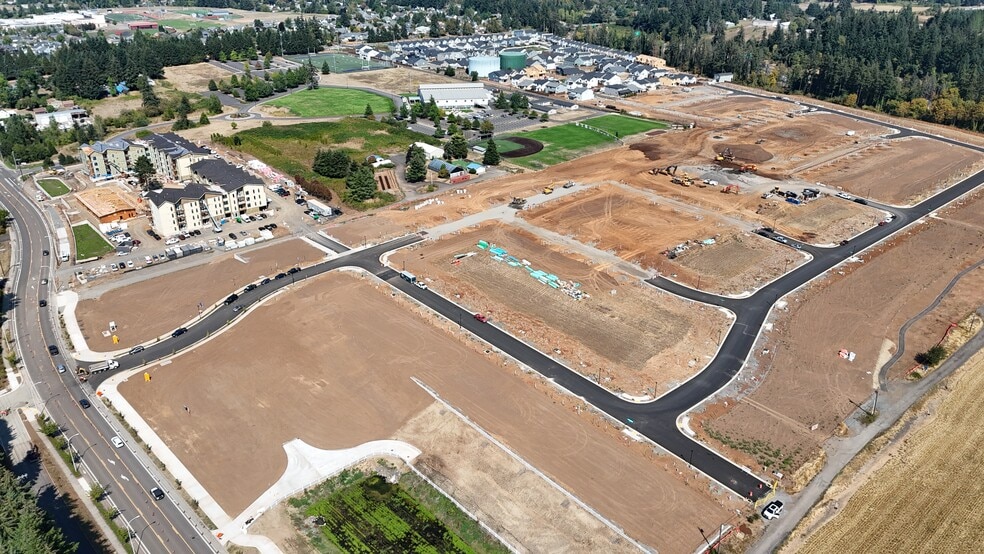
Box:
left=0, top=450, right=76, bottom=553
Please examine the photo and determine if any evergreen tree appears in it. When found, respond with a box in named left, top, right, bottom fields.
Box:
left=208, top=79, right=218, bottom=91
left=312, top=149, right=352, bottom=178
left=479, top=118, right=494, bottom=136
left=364, top=103, right=375, bottom=120
left=133, top=154, right=154, bottom=186
left=321, top=61, right=331, bottom=75
left=405, top=144, right=427, bottom=183
left=344, top=166, right=377, bottom=203
left=443, top=133, right=468, bottom=159
left=483, top=139, right=501, bottom=166
left=199, top=112, right=210, bottom=125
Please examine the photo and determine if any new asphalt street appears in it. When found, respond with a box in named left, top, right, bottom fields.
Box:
left=86, top=96, right=984, bottom=505
left=6, top=88, right=983, bottom=554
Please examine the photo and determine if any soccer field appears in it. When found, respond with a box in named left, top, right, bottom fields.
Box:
left=509, top=124, right=614, bottom=168
left=265, top=87, right=393, bottom=117
left=287, top=53, right=391, bottom=73
left=581, top=115, right=667, bottom=137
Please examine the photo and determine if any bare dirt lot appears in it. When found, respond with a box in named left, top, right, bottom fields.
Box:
left=324, top=66, right=460, bottom=95
left=89, top=94, right=144, bottom=118
left=75, top=240, right=325, bottom=351
left=521, top=183, right=803, bottom=294
left=392, top=223, right=729, bottom=396
left=693, top=190, right=984, bottom=479
left=801, top=137, right=982, bottom=205
left=163, top=62, right=236, bottom=93
left=119, top=271, right=737, bottom=554
left=793, top=349, right=984, bottom=553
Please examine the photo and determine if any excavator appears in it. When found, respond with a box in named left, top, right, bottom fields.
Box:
left=650, top=165, right=678, bottom=176
left=714, top=148, right=735, bottom=162
left=722, top=184, right=740, bottom=194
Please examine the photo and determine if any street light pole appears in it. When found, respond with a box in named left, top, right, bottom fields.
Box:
left=66, top=433, right=80, bottom=473
left=121, top=514, right=143, bottom=554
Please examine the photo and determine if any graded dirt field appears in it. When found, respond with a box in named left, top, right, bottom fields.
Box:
left=322, top=67, right=461, bottom=95
left=794, top=349, right=984, bottom=553
left=521, top=183, right=802, bottom=294
left=392, top=223, right=729, bottom=396
left=75, top=240, right=325, bottom=351
left=162, top=62, right=236, bottom=93
left=119, top=271, right=736, bottom=554
left=89, top=94, right=144, bottom=118
left=801, top=137, right=981, bottom=205
left=693, top=191, right=984, bottom=479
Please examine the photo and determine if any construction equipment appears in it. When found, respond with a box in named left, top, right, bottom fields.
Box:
left=509, top=197, right=527, bottom=209
left=738, top=164, right=757, bottom=173
left=651, top=164, right=679, bottom=176
left=542, top=186, right=554, bottom=194
left=722, top=184, right=740, bottom=194
left=715, top=148, right=735, bottom=162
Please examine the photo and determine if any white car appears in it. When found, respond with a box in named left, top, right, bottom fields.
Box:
left=126, top=260, right=135, bottom=269
left=835, top=192, right=854, bottom=200
left=145, top=255, right=153, bottom=264
left=111, top=436, right=124, bottom=448
left=165, top=237, right=179, bottom=245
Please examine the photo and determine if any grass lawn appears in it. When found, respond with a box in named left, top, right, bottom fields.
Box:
left=489, top=138, right=524, bottom=154
left=508, top=124, right=615, bottom=169
left=582, top=114, right=668, bottom=136
left=157, top=19, right=222, bottom=30
left=265, top=87, right=393, bottom=118
left=288, top=468, right=507, bottom=553
left=72, top=224, right=113, bottom=260
left=286, top=53, right=391, bottom=72
left=227, top=118, right=437, bottom=207
left=37, top=178, right=70, bottom=197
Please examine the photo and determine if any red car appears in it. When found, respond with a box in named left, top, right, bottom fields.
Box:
left=473, top=313, right=488, bottom=323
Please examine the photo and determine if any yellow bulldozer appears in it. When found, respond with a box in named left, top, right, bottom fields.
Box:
left=715, top=148, right=735, bottom=163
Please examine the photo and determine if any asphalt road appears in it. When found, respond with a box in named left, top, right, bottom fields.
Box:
left=83, top=129, right=984, bottom=504
left=0, top=167, right=222, bottom=554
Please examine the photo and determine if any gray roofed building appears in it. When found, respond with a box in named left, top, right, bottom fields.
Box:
left=191, top=158, right=263, bottom=192
left=418, top=83, right=493, bottom=108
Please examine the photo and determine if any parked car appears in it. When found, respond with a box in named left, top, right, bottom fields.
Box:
left=762, top=501, right=784, bottom=520
left=145, top=255, right=153, bottom=264
left=835, top=192, right=853, bottom=200
left=171, top=327, right=188, bottom=338
left=260, top=278, right=272, bottom=285
left=165, top=237, right=179, bottom=245
left=473, top=313, right=488, bottom=323
left=287, top=267, right=300, bottom=274
left=48, top=345, right=58, bottom=355
left=268, top=223, right=278, bottom=229
left=224, top=293, right=239, bottom=305
left=126, top=261, right=135, bottom=269
left=239, top=231, right=248, bottom=237
left=244, top=284, right=257, bottom=292
left=275, top=272, right=287, bottom=280
left=228, top=233, right=237, bottom=240
left=853, top=198, right=868, bottom=205
left=129, top=345, right=145, bottom=355
left=79, top=398, right=91, bottom=409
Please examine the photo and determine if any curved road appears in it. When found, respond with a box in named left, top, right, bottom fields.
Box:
left=0, top=168, right=223, bottom=553
left=77, top=93, right=984, bottom=504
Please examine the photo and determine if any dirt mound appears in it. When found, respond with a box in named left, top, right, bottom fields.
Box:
left=501, top=137, right=544, bottom=158
left=629, top=142, right=662, bottom=160
left=714, top=143, right=773, bottom=163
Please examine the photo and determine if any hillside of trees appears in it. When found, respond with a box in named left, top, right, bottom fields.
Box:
left=0, top=451, right=76, bottom=553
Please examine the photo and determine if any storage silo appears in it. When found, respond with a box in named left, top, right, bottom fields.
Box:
left=499, top=51, right=527, bottom=71
left=468, top=55, right=501, bottom=78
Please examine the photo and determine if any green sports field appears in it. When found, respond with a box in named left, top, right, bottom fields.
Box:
left=158, top=19, right=222, bottom=30
left=287, top=53, right=391, bottom=72
left=37, top=178, right=70, bottom=197
left=582, top=114, right=668, bottom=136
left=265, top=87, right=393, bottom=117
left=72, top=224, right=113, bottom=260
left=508, top=124, right=615, bottom=168
left=490, top=138, right=525, bottom=154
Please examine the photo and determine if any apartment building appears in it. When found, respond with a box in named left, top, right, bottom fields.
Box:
left=79, top=133, right=209, bottom=181
left=147, top=159, right=267, bottom=237
left=79, top=139, right=148, bottom=180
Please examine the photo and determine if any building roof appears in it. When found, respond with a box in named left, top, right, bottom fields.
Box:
left=418, top=83, right=490, bottom=103
left=427, top=159, right=464, bottom=173
left=147, top=183, right=217, bottom=207
left=190, top=159, right=262, bottom=192
left=81, top=138, right=130, bottom=154
left=140, top=132, right=209, bottom=159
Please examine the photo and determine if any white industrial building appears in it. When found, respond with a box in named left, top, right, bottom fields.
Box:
left=147, top=159, right=268, bottom=237
left=417, top=83, right=493, bottom=108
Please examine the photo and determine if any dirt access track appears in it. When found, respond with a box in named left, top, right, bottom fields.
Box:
left=521, top=183, right=807, bottom=295
left=801, top=136, right=982, bottom=206
left=793, top=349, right=984, bottom=553
left=119, top=271, right=736, bottom=554
left=693, top=189, right=984, bottom=481
left=392, top=223, right=729, bottom=397
left=75, top=240, right=325, bottom=352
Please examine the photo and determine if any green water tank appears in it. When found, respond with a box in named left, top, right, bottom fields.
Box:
left=499, top=51, right=527, bottom=71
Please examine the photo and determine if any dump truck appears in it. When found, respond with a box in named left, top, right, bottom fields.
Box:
left=738, top=164, right=757, bottom=173
left=88, top=360, right=119, bottom=374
